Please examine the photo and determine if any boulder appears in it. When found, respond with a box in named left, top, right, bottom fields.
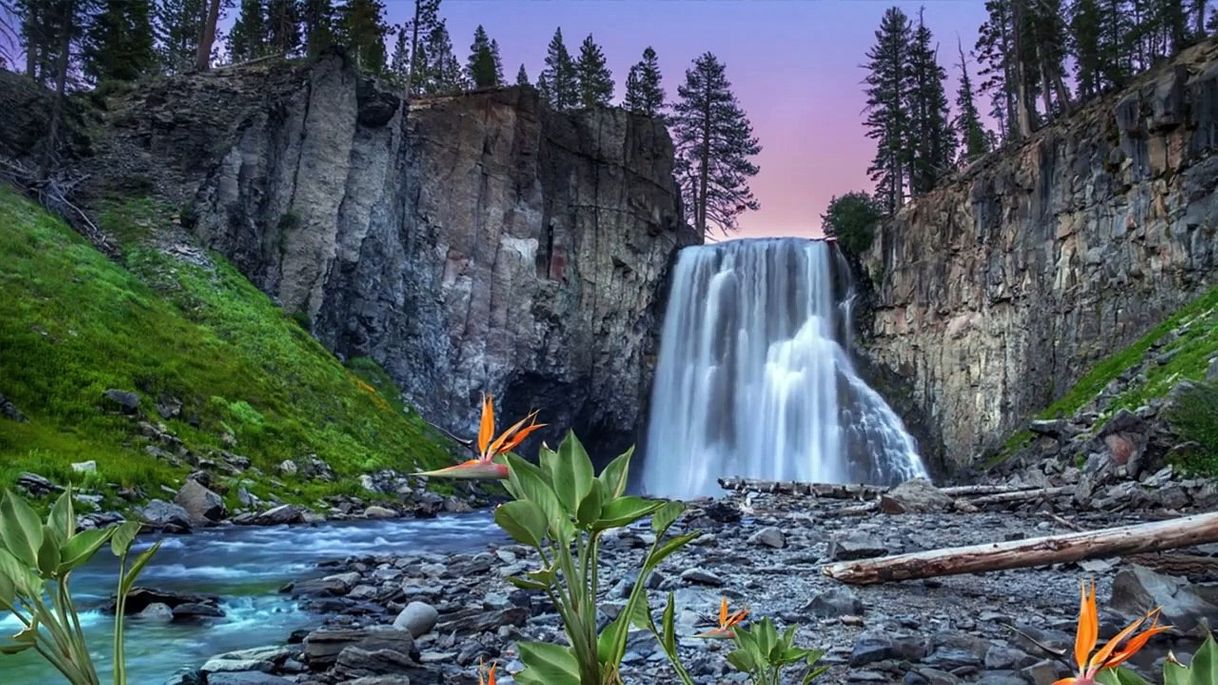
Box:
left=137, top=602, right=173, bottom=621
left=71, top=460, right=97, bottom=474
left=880, top=478, right=953, bottom=514
left=102, top=388, right=141, bottom=414
left=363, top=505, right=398, bottom=519
left=393, top=601, right=439, bottom=637
left=302, top=626, right=415, bottom=668
left=0, top=393, right=27, bottom=422
left=251, top=504, right=304, bottom=526
left=803, top=587, right=864, bottom=618
left=748, top=526, right=786, bottom=549
left=828, top=532, right=889, bottom=561
left=205, top=673, right=292, bottom=685
left=201, top=646, right=289, bottom=674
left=137, top=499, right=192, bottom=532
left=174, top=479, right=227, bottom=524
left=1110, top=564, right=1218, bottom=632
left=155, top=393, right=182, bottom=419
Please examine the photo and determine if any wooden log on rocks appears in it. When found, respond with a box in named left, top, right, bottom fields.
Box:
left=718, top=478, right=1042, bottom=499
left=962, top=486, right=1074, bottom=507
left=822, top=511, right=1218, bottom=585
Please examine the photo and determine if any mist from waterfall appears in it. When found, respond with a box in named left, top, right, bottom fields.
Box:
left=641, top=238, right=927, bottom=499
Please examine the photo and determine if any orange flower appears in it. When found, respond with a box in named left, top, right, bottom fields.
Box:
left=478, top=658, right=497, bottom=685
left=415, top=394, right=545, bottom=479
left=1053, top=580, right=1170, bottom=685
left=697, top=596, right=749, bottom=639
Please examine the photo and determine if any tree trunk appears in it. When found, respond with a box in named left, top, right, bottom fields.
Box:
left=407, top=2, right=421, bottom=97
left=697, top=82, right=711, bottom=237
left=195, top=0, right=221, bottom=72
left=1011, top=0, right=1036, bottom=139
left=823, top=512, right=1218, bottom=585
left=39, top=0, right=74, bottom=181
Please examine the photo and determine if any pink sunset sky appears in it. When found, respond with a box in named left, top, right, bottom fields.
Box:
left=403, top=0, right=991, bottom=238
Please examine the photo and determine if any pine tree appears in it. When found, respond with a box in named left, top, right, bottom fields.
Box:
left=82, top=0, right=155, bottom=82
left=954, top=40, right=991, bottom=164
left=539, top=28, right=577, bottom=110
left=905, top=9, right=956, bottom=195
left=1027, top=0, right=1071, bottom=116
left=822, top=192, right=883, bottom=254
left=516, top=63, right=529, bottom=86
left=489, top=39, right=504, bottom=84
left=575, top=33, right=613, bottom=107
left=466, top=24, right=499, bottom=88
left=864, top=7, right=912, bottom=213
left=228, top=0, right=266, bottom=62
left=1070, top=0, right=1105, bottom=97
left=388, top=24, right=409, bottom=87
left=302, top=0, right=335, bottom=56
left=197, top=0, right=223, bottom=71
left=266, top=0, right=301, bottom=55
left=672, top=52, right=761, bottom=236
left=405, top=0, right=440, bottom=94
left=421, top=19, right=465, bottom=93
left=1097, top=0, right=1135, bottom=88
left=154, top=0, right=204, bottom=73
left=339, top=0, right=389, bottom=72
left=624, top=46, right=664, bottom=116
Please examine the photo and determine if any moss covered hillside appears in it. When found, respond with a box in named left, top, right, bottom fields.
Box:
left=0, top=186, right=455, bottom=510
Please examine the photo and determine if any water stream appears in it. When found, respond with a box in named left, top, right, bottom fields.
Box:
left=642, top=238, right=927, bottom=498
left=4, top=514, right=502, bottom=684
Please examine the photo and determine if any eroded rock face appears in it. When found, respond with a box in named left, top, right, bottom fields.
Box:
left=861, top=38, right=1218, bottom=470
left=87, top=51, right=695, bottom=460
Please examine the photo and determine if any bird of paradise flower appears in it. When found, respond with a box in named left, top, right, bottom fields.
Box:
left=1054, top=580, right=1169, bottom=685
left=415, top=393, right=545, bottom=479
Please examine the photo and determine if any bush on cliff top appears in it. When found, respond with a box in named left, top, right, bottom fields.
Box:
left=0, top=186, right=452, bottom=502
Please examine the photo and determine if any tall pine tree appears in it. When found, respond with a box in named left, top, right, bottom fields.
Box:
left=864, top=7, right=912, bottom=213
left=516, top=64, right=530, bottom=86
left=421, top=19, right=465, bottom=93
left=466, top=24, right=500, bottom=88
left=575, top=33, right=613, bottom=107
left=302, top=0, right=335, bottom=56
left=954, top=40, right=991, bottom=164
left=154, top=0, right=205, bottom=73
left=624, top=46, right=664, bottom=116
left=266, top=0, right=301, bottom=55
left=339, top=0, right=389, bottom=72
left=905, top=9, right=956, bottom=195
left=672, top=52, right=761, bottom=236
left=388, top=24, right=409, bottom=87
left=405, top=0, right=440, bottom=94
left=82, top=0, right=155, bottom=82
left=1070, top=0, right=1105, bottom=97
left=538, top=28, right=577, bottom=110
left=228, top=0, right=266, bottom=63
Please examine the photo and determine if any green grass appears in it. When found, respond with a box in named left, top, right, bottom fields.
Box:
left=0, top=187, right=455, bottom=507
left=992, top=285, right=1218, bottom=469
left=1163, top=381, right=1218, bottom=475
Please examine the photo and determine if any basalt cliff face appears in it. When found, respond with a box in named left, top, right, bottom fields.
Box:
left=80, top=52, right=696, bottom=459
left=861, top=39, right=1218, bottom=472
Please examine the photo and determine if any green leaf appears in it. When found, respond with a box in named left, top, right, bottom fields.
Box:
left=661, top=592, right=677, bottom=654
left=597, top=447, right=633, bottom=498
left=506, top=454, right=573, bottom=543
left=36, top=526, right=60, bottom=577
left=110, top=520, right=142, bottom=558
left=0, top=565, right=14, bottom=606
left=576, top=479, right=605, bottom=528
left=801, top=664, right=830, bottom=684
left=1, top=490, right=45, bottom=568
left=644, top=531, right=701, bottom=571
left=58, top=528, right=112, bottom=574
left=1096, top=667, right=1152, bottom=685
left=651, top=500, right=685, bottom=536
left=0, top=548, right=37, bottom=597
left=515, top=641, right=582, bottom=685
left=0, top=642, right=34, bottom=655
left=593, top=496, right=663, bottom=531
left=494, top=500, right=549, bottom=549
left=48, top=487, right=75, bottom=540
left=551, top=432, right=595, bottom=514
left=507, top=575, right=551, bottom=591
left=119, top=540, right=161, bottom=596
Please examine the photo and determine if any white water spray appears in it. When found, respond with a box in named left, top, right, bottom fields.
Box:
left=641, top=239, right=927, bottom=499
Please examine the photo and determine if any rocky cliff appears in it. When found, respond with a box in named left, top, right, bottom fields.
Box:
left=80, top=52, right=696, bottom=459
left=861, top=38, right=1218, bottom=472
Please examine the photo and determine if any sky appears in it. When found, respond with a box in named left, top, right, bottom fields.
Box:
left=391, top=0, right=992, bottom=238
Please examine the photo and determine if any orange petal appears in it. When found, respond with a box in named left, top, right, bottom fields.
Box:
left=498, top=418, right=547, bottom=455
left=696, top=626, right=738, bottom=639
left=1105, top=614, right=1171, bottom=669
left=1075, top=580, right=1099, bottom=671
left=1089, top=614, right=1148, bottom=671
left=478, top=394, right=495, bottom=456
left=1051, top=679, right=1080, bottom=685
left=415, top=459, right=508, bottom=480
left=726, top=608, right=749, bottom=627
left=718, top=596, right=729, bottom=626
left=486, top=410, right=539, bottom=458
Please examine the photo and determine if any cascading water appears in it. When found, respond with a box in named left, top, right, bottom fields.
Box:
left=641, top=238, right=927, bottom=499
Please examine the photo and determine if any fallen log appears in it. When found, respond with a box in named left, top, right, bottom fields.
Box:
left=823, top=511, right=1218, bottom=585
left=718, top=478, right=1042, bottom=499
left=963, top=486, right=1074, bottom=508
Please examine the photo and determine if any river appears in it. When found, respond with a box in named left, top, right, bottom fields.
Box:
left=3, top=513, right=502, bottom=684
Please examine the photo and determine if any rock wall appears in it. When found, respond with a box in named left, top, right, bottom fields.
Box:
left=85, top=52, right=696, bottom=459
left=862, top=38, right=1218, bottom=472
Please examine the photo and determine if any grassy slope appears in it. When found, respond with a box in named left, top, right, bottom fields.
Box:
left=0, top=187, right=454, bottom=508
left=997, top=285, right=1218, bottom=470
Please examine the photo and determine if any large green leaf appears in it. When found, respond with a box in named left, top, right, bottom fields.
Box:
left=119, top=540, right=161, bottom=596
left=110, top=520, right=142, bottom=558
left=597, top=447, right=633, bottom=498
left=660, top=591, right=678, bottom=654
left=644, top=531, right=701, bottom=571
left=593, top=496, right=663, bottom=531
left=551, top=432, right=595, bottom=515
left=494, top=500, right=549, bottom=549
left=651, top=500, right=684, bottom=536
left=0, top=564, right=14, bottom=606
left=36, top=526, right=60, bottom=577
left=1096, top=667, right=1152, bottom=685
left=506, top=454, right=573, bottom=543
left=47, top=487, right=75, bottom=540
left=0, top=490, right=45, bottom=568
left=58, top=528, right=113, bottom=574
left=0, top=548, right=37, bottom=597
left=576, top=480, right=605, bottom=528
left=515, top=641, right=582, bottom=685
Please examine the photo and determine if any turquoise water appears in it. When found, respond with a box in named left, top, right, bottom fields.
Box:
left=2, top=513, right=501, bottom=684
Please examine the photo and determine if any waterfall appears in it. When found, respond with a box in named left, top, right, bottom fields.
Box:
left=641, top=238, right=927, bottom=499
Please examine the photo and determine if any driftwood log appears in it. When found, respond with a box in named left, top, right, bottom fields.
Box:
left=823, top=512, right=1218, bottom=584
left=718, top=478, right=1055, bottom=500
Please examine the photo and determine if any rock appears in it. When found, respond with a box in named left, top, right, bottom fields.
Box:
left=204, top=673, right=292, bottom=685
left=334, top=646, right=424, bottom=680
left=172, top=602, right=225, bottom=619
left=174, top=479, right=226, bottom=524
left=828, top=531, right=888, bottom=561
left=703, top=500, right=742, bottom=523
left=1028, top=419, right=1069, bottom=437
left=804, top=587, right=864, bottom=618
left=393, top=601, right=439, bottom=637
left=0, top=393, right=27, bottom=422
left=748, top=526, right=786, bottom=549
left=201, top=646, right=289, bottom=673
left=879, top=478, right=953, bottom=514
left=302, top=626, right=415, bottom=668
left=251, top=504, right=304, bottom=526
left=679, top=568, right=724, bottom=586
left=156, top=393, right=182, bottom=419
left=1207, top=357, right=1218, bottom=382
left=108, top=587, right=223, bottom=615
left=276, top=460, right=298, bottom=477
left=1110, top=564, right=1218, bottom=631
left=850, top=630, right=927, bottom=666
left=71, top=460, right=97, bottom=474
left=136, top=499, right=192, bottom=532
left=16, top=472, right=60, bottom=496
left=102, top=388, right=141, bottom=414
left=137, top=602, right=173, bottom=621
left=363, top=505, right=398, bottom=519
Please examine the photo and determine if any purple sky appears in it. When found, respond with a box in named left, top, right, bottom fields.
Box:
left=403, top=0, right=991, bottom=237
